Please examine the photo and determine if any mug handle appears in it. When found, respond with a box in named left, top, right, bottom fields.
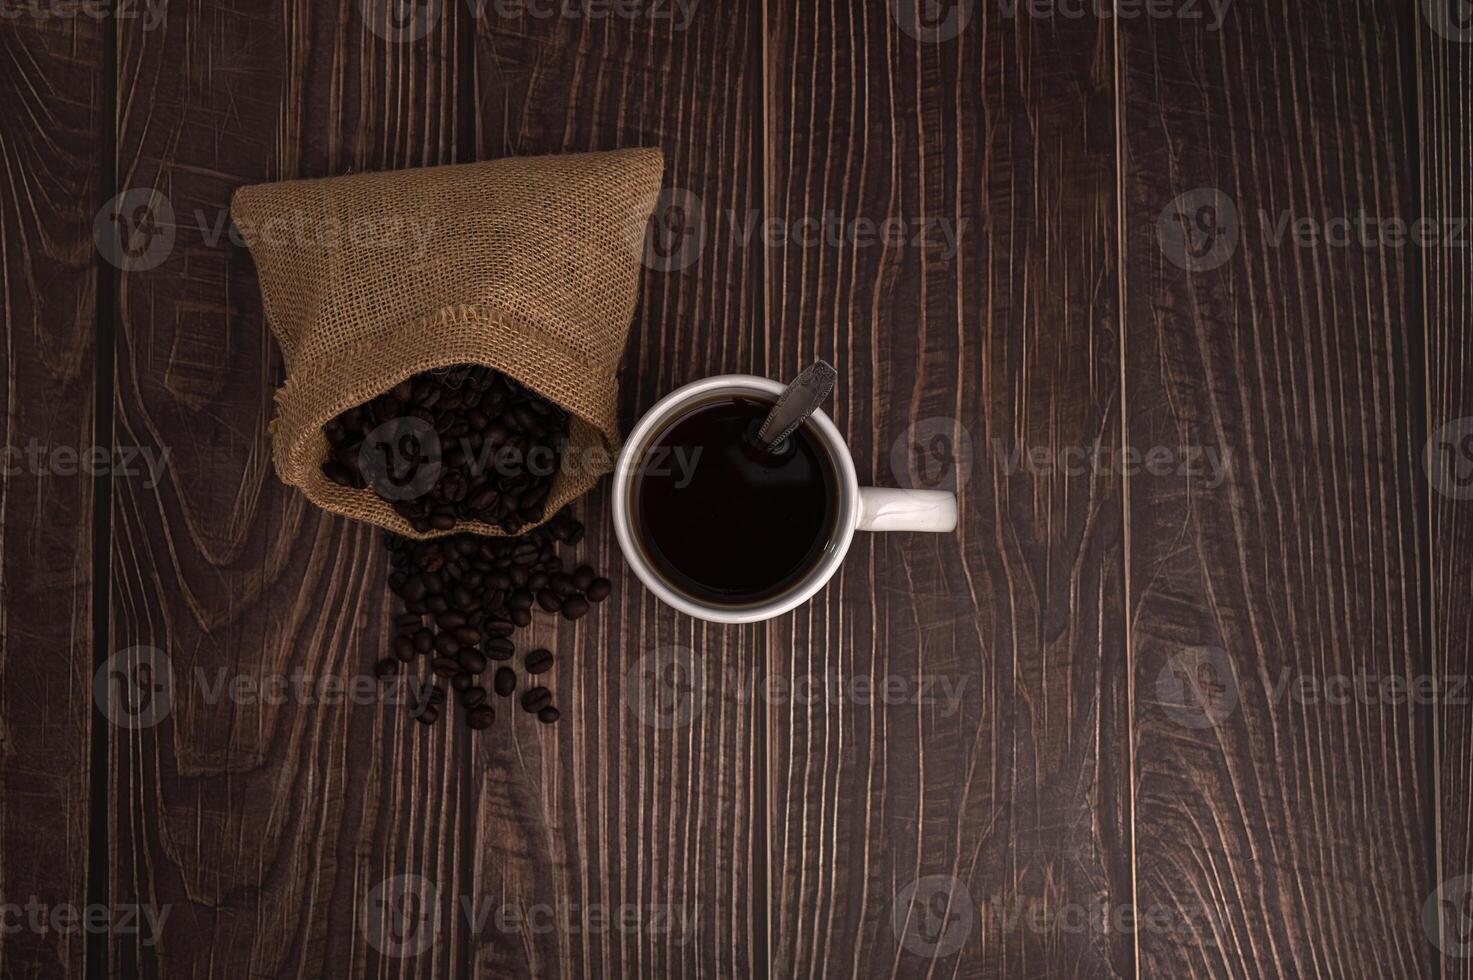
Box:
left=857, top=487, right=958, bottom=533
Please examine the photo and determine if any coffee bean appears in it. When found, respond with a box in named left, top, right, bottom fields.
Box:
left=520, top=686, right=552, bottom=713
left=374, top=657, right=399, bottom=679
left=460, top=686, right=488, bottom=707
left=586, top=578, right=612, bottom=602
left=494, top=667, right=516, bottom=697
left=428, top=685, right=447, bottom=704
left=537, top=589, right=562, bottom=613
left=459, top=649, right=487, bottom=674
left=467, top=705, right=495, bottom=730
left=431, top=656, right=461, bottom=677
left=413, top=628, right=434, bottom=654
left=415, top=706, right=440, bottom=725
left=396, top=612, right=423, bottom=629
left=510, top=608, right=532, bottom=627
left=572, top=565, right=595, bottom=591
left=484, top=636, right=514, bottom=656
left=561, top=595, right=590, bottom=620
left=452, top=671, right=473, bottom=691
left=394, top=636, right=415, bottom=663
left=550, top=573, right=576, bottom=596
left=435, top=610, right=466, bottom=630
left=507, top=590, right=533, bottom=611
left=537, top=706, right=560, bottom=724
left=524, top=649, right=554, bottom=674
left=403, top=576, right=427, bottom=602
left=433, top=632, right=461, bottom=656
left=485, top=620, right=515, bottom=637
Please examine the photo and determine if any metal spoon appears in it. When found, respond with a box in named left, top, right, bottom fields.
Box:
left=753, top=360, right=838, bottom=455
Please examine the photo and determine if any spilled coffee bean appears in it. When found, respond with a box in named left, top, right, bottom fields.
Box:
left=373, top=504, right=600, bottom=730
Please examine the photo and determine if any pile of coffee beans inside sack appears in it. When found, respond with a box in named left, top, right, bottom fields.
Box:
left=319, top=364, right=612, bottom=730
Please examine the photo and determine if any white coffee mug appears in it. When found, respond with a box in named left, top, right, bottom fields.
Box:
left=612, top=375, right=958, bottom=624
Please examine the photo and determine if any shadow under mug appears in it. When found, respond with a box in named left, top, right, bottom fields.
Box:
left=612, top=375, right=959, bottom=624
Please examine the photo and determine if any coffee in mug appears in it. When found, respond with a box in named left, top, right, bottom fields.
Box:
left=614, top=375, right=958, bottom=624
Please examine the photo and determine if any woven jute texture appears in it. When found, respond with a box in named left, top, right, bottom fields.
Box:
left=231, top=148, right=665, bottom=538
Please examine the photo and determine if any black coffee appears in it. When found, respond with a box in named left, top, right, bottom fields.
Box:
left=631, top=395, right=840, bottom=604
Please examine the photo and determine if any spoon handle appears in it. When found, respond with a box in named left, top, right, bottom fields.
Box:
left=757, top=360, right=838, bottom=450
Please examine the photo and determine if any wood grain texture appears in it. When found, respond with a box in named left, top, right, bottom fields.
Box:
left=0, top=0, right=1462, bottom=976
left=108, top=2, right=473, bottom=976
left=766, top=3, right=1130, bottom=976
left=1121, top=1, right=1433, bottom=977
left=0, top=10, right=104, bottom=979
left=1420, top=2, right=1473, bottom=975
left=469, top=4, right=767, bottom=976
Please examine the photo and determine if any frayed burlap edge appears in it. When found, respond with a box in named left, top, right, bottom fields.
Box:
left=272, top=303, right=624, bottom=540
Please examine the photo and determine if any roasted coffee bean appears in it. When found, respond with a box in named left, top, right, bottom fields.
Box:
left=403, top=576, right=427, bottom=601
left=435, top=610, right=466, bottom=630
left=510, top=608, right=532, bottom=628
left=428, top=685, right=447, bottom=704
left=536, top=706, right=560, bottom=724
left=458, top=649, right=487, bottom=674
left=520, top=686, right=552, bottom=713
left=454, top=627, right=481, bottom=646
left=415, top=706, right=440, bottom=725
left=460, top=686, right=488, bottom=707
left=586, top=578, right=612, bottom=602
left=527, top=572, right=549, bottom=592
left=507, top=590, right=533, bottom=610
left=524, top=649, right=553, bottom=674
left=493, top=667, right=517, bottom=697
left=467, top=705, right=495, bottom=730
left=485, top=620, right=515, bottom=637
left=396, top=612, right=423, bottom=630
left=374, top=657, right=400, bottom=679
left=451, top=671, right=474, bottom=691
left=572, top=565, right=596, bottom=591
left=550, top=573, right=577, bottom=597
left=432, top=656, right=461, bottom=677
left=484, top=637, right=515, bottom=657
left=537, top=589, right=562, bottom=613
left=433, top=632, right=461, bottom=656
left=561, top=595, right=590, bottom=620
left=413, top=628, right=434, bottom=654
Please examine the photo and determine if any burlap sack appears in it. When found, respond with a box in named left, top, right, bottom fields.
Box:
left=231, top=148, right=665, bottom=538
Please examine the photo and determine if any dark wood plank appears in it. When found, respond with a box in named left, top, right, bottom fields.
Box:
left=0, top=11, right=104, bottom=978
left=1122, top=2, right=1433, bottom=976
left=469, top=5, right=767, bottom=977
left=109, top=3, right=473, bottom=976
left=1420, top=3, right=1473, bottom=974
left=766, top=4, right=1130, bottom=976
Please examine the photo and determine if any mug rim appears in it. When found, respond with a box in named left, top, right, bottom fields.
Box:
left=612, top=374, right=860, bottom=624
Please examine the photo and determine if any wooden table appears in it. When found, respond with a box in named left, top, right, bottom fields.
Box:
left=2, top=0, right=1469, bottom=976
